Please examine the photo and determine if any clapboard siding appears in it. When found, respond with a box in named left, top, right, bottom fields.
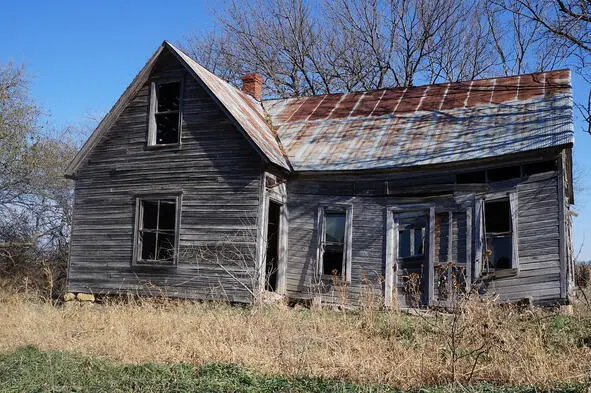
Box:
left=68, top=50, right=264, bottom=302
left=284, top=159, right=568, bottom=306
left=486, top=175, right=562, bottom=302
left=69, top=48, right=570, bottom=306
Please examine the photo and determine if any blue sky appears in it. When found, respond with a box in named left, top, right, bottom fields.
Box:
left=2, top=0, right=590, bottom=261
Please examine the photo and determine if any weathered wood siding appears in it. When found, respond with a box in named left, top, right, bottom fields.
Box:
left=284, top=155, right=568, bottom=306
left=68, top=50, right=264, bottom=301
left=485, top=174, right=562, bottom=301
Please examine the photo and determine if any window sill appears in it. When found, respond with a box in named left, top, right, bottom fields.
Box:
left=320, top=274, right=349, bottom=284
left=133, top=260, right=177, bottom=269
left=483, top=268, right=518, bottom=279
left=144, top=143, right=182, bottom=151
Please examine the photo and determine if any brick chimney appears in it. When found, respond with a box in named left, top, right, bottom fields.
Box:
left=241, top=73, right=263, bottom=101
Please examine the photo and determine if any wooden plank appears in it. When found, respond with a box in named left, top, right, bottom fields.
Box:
left=465, top=207, right=472, bottom=290
left=428, top=207, right=436, bottom=305
left=385, top=209, right=395, bottom=308
left=558, top=151, right=567, bottom=299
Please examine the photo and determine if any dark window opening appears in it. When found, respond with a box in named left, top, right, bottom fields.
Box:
left=456, top=171, right=486, bottom=184
left=151, top=81, right=180, bottom=145
left=523, top=160, right=556, bottom=176
left=487, top=166, right=521, bottom=182
left=397, top=211, right=426, bottom=259
left=322, top=212, right=346, bottom=277
left=398, top=227, right=425, bottom=259
left=265, top=201, right=281, bottom=291
left=484, top=199, right=512, bottom=270
left=157, top=83, right=180, bottom=112
left=138, top=199, right=177, bottom=264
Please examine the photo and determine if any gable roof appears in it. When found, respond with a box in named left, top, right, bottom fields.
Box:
left=65, top=41, right=290, bottom=177
left=264, top=70, right=574, bottom=172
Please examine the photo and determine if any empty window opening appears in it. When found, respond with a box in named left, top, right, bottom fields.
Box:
left=322, top=211, right=346, bottom=277
left=487, top=166, right=521, bottom=182
left=523, top=160, right=556, bottom=176
left=265, top=201, right=281, bottom=292
left=398, top=211, right=426, bottom=259
left=138, top=199, right=177, bottom=264
left=484, top=199, right=512, bottom=270
left=456, top=171, right=486, bottom=184
left=150, top=81, right=181, bottom=145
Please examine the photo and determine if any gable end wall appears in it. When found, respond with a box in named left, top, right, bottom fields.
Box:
left=68, top=51, right=264, bottom=301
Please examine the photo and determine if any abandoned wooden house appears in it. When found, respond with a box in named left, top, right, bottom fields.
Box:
left=65, top=41, right=575, bottom=307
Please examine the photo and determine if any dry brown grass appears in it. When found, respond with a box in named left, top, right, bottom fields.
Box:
left=1, top=286, right=591, bottom=390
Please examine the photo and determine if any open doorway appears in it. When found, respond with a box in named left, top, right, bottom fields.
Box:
left=265, top=200, right=281, bottom=291
left=394, top=210, right=430, bottom=307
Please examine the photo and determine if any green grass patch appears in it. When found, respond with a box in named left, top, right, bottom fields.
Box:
left=0, top=346, right=586, bottom=393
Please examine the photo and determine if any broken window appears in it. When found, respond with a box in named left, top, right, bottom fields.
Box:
left=484, top=199, right=513, bottom=270
left=523, top=160, right=556, bottom=176
left=398, top=212, right=426, bottom=259
left=456, top=171, right=486, bottom=184
left=487, top=166, right=521, bottom=182
left=136, top=198, right=178, bottom=265
left=149, top=81, right=181, bottom=146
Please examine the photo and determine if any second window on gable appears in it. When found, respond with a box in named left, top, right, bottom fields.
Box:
left=149, top=80, right=182, bottom=146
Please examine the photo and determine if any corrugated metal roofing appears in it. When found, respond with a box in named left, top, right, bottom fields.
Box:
left=167, top=43, right=291, bottom=170
left=263, top=70, right=574, bottom=172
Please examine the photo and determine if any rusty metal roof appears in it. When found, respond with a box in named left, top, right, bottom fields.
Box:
left=67, top=42, right=291, bottom=176
left=167, top=43, right=291, bottom=170
left=263, top=70, right=574, bottom=172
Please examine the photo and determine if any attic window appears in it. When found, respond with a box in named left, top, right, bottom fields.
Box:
left=148, top=80, right=182, bottom=146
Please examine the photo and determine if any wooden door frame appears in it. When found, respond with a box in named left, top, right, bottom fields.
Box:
left=385, top=204, right=435, bottom=308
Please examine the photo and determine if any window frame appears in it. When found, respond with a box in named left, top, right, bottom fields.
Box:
left=316, top=205, right=353, bottom=282
left=147, top=77, right=184, bottom=148
left=482, top=191, right=519, bottom=273
left=132, top=192, right=182, bottom=267
left=397, top=214, right=427, bottom=261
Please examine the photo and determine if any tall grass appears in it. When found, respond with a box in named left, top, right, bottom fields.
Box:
left=1, top=285, right=591, bottom=390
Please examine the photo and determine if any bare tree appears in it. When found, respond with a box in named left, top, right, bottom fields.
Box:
left=490, top=0, right=591, bottom=134
left=183, top=0, right=499, bottom=95
left=183, top=0, right=590, bottom=133
left=0, top=62, right=81, bottom=296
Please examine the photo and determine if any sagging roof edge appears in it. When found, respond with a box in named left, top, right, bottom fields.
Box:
left=285, top=144, right=573, bottom=177
left=65, top=41, right=292, bottom=178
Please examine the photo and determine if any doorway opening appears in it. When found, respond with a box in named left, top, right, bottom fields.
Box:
left=265, top=200, right=281, bottom=292
left=395, top=210, right=429, bottom=307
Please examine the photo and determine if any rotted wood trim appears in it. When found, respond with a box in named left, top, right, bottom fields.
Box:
left=558, top=151, right=567, bottom=300
left=509, top=191, right=519, bottom=272
left=385, top=209, right=395, bottom=308
left=277, top=203, right=289, bottom=295
left=428, top=207, right=436, bottom=305
left=465, top=207, right=472, bottom=291
left=256, top=171, right=267, bottom=294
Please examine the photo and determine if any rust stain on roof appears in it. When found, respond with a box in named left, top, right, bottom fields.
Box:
left=263, top=70, right=573, bottom=172
left=167, top=43, right=291, bottom=171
